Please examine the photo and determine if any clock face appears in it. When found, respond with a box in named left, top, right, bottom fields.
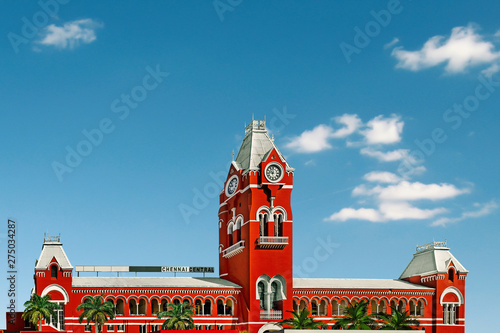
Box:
left=265, top=163, right=283, bottom=182
left=226, top=176, right=239, bottom=196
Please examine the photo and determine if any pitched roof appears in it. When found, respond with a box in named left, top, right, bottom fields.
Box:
left=399, top=244, right=468, bottom=279
left=72, top=277, right=241, bottom=289
left=234, top=120, right=293, bottom=172
left=293, top=278, right=434, bottom=290
left=35, top=242, right=73, bottom=270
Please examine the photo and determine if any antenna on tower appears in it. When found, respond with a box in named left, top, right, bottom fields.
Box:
left=232, top=150, right=235, bottom=161
left=252, top=113, right=254, bottom=121
left=264, top=114, right=266, bottom=122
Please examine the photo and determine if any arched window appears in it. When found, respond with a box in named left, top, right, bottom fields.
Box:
left=116, top=299, right=125, bottom=316
left=259, top=213, right=268, bottom=236
left=194, top=299, right=202, bottom=316
left=51, top=265, right=58, bottom=278
left=225, top=299, right=233, bottom=316
left=299, top=300, right=307, bottom=312
left=161, top=299, right=169, bottom=312
left=448, top=268, right=455, bottom=282
left=380, top=300, right=387, bottom=314
left=311, top=300, right=319, bottom=316
left=228, top=224, right=234, bottom=246
left=409, top=300, right=417, bottom=316
left=390, top=300, right=397, bottom=314
left=398, top=300, right=405, bottom=312
left=274, top=213, right=284, bottom=237
left=271, top=282, right=280, bottom=310
left=151, top=299, right=159, bottom=315
left=203, top=299, right=212, bottom=316
left=173, top=299, right=180, bottom=305
left=332, top=300, right=339, bottom=316
left=370, top=300, right=378, bottom=314
left=138, top=299, right=146, bottom=315
left=217, top=299, right=224, bottom=316
left=258, top=281, right=266, bottom=309
left=417, top=300, right=425, bottom=316
left=236, top=220, right=242, bottom=242
left=129, top=299, right=137, bottom=315
left=340, top=300, right=348, bottom=316
left=293, top=300, right=299, bottom=312
left=319, top=299, right=327, bottom=316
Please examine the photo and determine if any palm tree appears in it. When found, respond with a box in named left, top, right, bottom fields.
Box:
left=376, top=306, right=420, bottom=330
left=332, top=301, right=377, bottom=330
left=157, top=302, right=195, bottom=330
left=22, top=294, right=60, bottom=331
left=279, top=309, right=326, bottom=329
left=77, top=295, right=115, bottom=333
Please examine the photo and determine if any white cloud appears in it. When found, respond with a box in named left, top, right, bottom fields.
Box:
left=360, top=147, right=410, bottom=162
left=377, top=181, right=468, bottom=201
left=285, top=124, right=334, bottom=153
left=482, top=63, right=500, bottom=76
left=379, top=201, right=447, bottom=220
left=363, top=171, right=401, bottom=184
left=362, top=115, right=404, bottom=144
left=384, top=37, right=400, bottom=49
left=392, top=24, right=500, bottom=73
left=325, top=207, right=384, bottom=222
left=38, top=19, right=102, bottom=49
left=331, top=114, right=362, bottom=138
left=432, top=200, right=498, bottom=226
left=328, top=180, right=468, bottom=223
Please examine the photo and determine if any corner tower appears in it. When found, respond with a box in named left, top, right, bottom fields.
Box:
left=400, top=240, right=468, bottom=333
left=218, top=120, right=294, bottom=331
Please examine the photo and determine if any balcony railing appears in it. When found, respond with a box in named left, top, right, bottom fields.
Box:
left=222, top=240, right=245, bottom=258
left=260, top=310, right=282, bottom=319
left=257, top=236, right=288, bottom=249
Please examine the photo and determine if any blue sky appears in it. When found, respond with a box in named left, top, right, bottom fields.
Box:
left=1, top=1, right=499, bottom=331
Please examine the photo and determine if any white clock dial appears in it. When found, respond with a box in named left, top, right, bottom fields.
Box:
left=226, top=176, right=239, bottom=196
left=265, top=164, right=283, bottom=182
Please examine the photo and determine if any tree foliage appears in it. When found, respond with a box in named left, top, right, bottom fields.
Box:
left=77, top=295, right=115, bottom=333
left=22, top=294, right=60, bottom=331
left=157, top=302, right=195, bottom=330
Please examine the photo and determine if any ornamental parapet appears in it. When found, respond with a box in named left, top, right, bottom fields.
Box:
left=293, top=290, right=435, bottom=296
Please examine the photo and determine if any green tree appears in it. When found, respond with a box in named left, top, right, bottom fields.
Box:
left=376, top=306, right=420, bottom=330
left=77, top=295, right=115, bottom=333
left=332, top=301, right=377, bottom=330
left=22, top=294, right=60, bottom=331
left=157, top=302, right=195, bottom=330
left=279, top=309, right=326, bottom=329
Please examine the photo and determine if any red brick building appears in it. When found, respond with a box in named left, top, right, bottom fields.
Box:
left=8, top=120, right=467, bottom=333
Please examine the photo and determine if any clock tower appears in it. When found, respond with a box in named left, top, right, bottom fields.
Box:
left=219, top=120, right=294, bottom=332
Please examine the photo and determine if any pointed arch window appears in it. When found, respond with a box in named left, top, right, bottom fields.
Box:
left=258, top=281, right=266, bottom=309
left=51, top=265, right=58, bottom=278
left=448, top=268, right=455, bottom=282
left=259, top=213, right=269, bottom=237
left=274, top=213, right=284, bottom=237
left=235, top=219, right=242, bottom=242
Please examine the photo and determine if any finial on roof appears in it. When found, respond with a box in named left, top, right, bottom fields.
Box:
left=252, top=113, right=254, bottom=121
left=271, top=134, right=275, bottom=142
